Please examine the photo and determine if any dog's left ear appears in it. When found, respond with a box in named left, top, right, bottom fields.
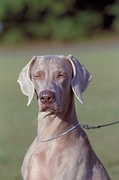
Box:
left=67, top=54, right=92, bottom=104
left=17, top=56, right=37, bottom=106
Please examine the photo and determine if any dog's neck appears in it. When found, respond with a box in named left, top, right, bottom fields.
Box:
left=37, top=98, right=78, bottom=142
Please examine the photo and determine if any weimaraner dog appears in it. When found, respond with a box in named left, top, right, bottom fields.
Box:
left=17, top=54, right=110, bottom=180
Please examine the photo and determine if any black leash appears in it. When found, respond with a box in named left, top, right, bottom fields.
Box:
left=80, top=120, right=119, bottom=130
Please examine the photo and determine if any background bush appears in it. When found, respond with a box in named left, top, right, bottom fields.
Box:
left=0, top=0, right=119, bottom=43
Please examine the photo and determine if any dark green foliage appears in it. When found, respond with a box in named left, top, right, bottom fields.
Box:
left=0, top=0, right=118, bottom=43
left=106, top=0, right=119, bottom=31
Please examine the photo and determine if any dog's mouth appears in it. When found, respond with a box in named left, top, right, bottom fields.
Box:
left=39, top=103, right=61, bottom=113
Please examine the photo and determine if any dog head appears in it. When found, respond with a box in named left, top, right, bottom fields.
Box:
left=17, top=55, right=92, bottom=112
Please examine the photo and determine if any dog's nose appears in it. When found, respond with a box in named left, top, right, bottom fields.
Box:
left=39, top=90, right=55, bottom=104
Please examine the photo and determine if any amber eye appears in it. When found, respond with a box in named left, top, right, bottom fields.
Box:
left=58, top=72, right=67, bottom=78
left=33, top=70, right=45, bottom=79
left=33, top=73, right=40, bottom=78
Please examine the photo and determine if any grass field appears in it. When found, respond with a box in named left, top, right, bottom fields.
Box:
left=0, top=40, right=119, bottom=180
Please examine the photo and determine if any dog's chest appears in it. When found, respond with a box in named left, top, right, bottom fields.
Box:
left=27, top=142, right=87, bottom=180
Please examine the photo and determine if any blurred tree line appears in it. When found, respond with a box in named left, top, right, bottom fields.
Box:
left=0, top=0, right=119, bottom=43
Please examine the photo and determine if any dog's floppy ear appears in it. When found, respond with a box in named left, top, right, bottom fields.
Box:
left=67, top=54, right=92, bottom=104
left=17, top=56, right=37, bottom=106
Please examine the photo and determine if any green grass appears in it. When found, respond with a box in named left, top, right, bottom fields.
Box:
left=0, top=41, right=119, bottom=180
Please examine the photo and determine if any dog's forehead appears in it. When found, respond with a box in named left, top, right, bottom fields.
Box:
left=33, top=55, right=71, bottom=71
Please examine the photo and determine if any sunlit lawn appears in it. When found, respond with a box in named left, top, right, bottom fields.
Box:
left=0, top=41, right=119, bottom=180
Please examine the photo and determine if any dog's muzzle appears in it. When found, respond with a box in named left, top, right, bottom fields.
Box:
left=39, top=90, right=56, bottom=112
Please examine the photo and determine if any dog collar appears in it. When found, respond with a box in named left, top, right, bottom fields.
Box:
left=37, top=123, right=80, bottom=142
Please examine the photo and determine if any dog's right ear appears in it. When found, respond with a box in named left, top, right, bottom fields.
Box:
left=17, top=56, right=37, bottom=106
left=67, top=54, right=92, bottom=104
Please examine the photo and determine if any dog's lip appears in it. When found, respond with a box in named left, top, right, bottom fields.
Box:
left=38, top=99, right=61, bottom=113
left=39, top=105, right=61, bottom=113
left=42, top=107, right=55, bottom=112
